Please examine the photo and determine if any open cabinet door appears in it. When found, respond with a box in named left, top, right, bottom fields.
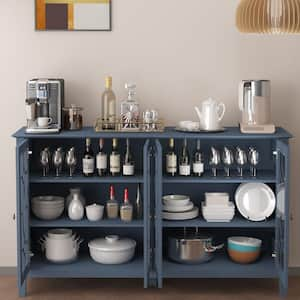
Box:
left=16, top=139, right=31, bottom=297
left=275, top=139, right=290, bottom=297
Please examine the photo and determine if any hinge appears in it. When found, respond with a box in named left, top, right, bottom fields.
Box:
left=273, top=150, right=278, bottom=157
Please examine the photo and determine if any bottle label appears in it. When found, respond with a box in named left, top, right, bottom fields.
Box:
left=123, top=164, right=135, bottom=176
left=110, top=154, right=120, bottom=173
left=179, top=165, right=191, bottom=176
left=166, top=154, right=177, bottom=173
left=97, top=154, right=107, bottom=170
left=193, top=162, right=204, bottom=174
left=83, top=158, right=94, bottom=174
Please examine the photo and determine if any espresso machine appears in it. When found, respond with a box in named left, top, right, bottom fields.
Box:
left=25, top=79, right=64, bottom=133
left=239, top=80, right=275, bottom=134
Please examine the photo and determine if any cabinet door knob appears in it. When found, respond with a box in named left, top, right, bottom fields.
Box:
left=13, top=213, right=16, bottom=221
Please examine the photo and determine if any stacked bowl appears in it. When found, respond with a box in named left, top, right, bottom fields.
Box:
left=201, top=193, right=235, bottom=222
left=31, top=196, right=65, bottom=220
left=162, top=195, right=199, bottom=220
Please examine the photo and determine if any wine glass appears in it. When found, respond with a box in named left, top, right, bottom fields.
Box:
left=53, top=148, right=64, bottom=177
left=235, top=147, right=247, bottom=177
left=249, top=147, right=260, bottom=177
left=40, top=148, right=51, bottom=177
left=210, top=147, right=221, bottom=177
left=222, top=147, right=234, bottom=177
left=66, top=147, right=77, bottom=177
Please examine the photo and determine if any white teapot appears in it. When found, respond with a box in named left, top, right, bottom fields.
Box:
left=195, top=98, right=226, bottom=131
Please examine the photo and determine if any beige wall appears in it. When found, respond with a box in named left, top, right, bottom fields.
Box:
left=1, top=0, right=300, bottom=267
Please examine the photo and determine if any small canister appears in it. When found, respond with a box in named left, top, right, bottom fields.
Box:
left=63, top=105, right=83, bottom=130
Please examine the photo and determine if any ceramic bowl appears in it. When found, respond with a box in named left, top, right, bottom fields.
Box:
left=227, top=236, right=262, bottom=264
left=86, top=204, right=104, bottom=222
left=178, top=121, right=200, bottom=131
left=32, top=205, right=64, bottom=220
left=163, top=195, right=190, bottom=207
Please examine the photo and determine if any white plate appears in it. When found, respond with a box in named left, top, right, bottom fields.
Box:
left=163, top=195, right=190, bottom=207
left=163, top=207, right=199, bottom=220
left=163, top=201, right=194, bottom=212
left=203, top=218, right=234, bottom=223
left=235, top=183, right=276, bottom=222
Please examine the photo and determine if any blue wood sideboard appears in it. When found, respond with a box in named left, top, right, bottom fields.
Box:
left=13, top=127, right=292, bottom=297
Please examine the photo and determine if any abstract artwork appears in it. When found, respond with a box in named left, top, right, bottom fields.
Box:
left=36, top=0, right=112, bottom=31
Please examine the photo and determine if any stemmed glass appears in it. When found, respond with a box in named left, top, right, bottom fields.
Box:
left=249, top=147, right=260, bottom=177
left=222, top=147, right=234, bottom=177
left=53, top=148, right=64, bottom=177
left=209, top=147, right=221, bottom=177
left=235, top=147, right=247, bottom=177
left=40, top=148, right=51, bottom=177
left=66, top=147, right=77, bottom=177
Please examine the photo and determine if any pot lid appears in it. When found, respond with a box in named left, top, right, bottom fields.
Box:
left=88, top=235, right=136, bottom=252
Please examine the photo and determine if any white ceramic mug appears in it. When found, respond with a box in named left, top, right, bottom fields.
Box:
left=37, top=117, right=52, bottom=128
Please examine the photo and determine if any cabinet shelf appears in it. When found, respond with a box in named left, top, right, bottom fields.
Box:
left=30, top=254, right=144, bottom=278
left=30, top=217, right=144, bottom=228
left=163, top=253, right=277, bottom=278
left=162, top=216, right=275, bottom=228
left=163, top=171, right=276, bottom=184
left=30, top=174, right=144, bottom=184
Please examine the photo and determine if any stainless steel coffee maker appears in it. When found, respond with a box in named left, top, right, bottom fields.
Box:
left=239, top=80, right=275, bottom=134
left=25, top=79, right=64, bottom=133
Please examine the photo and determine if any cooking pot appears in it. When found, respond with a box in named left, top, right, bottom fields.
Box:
left=168, top=229, right=224, bottom=264
left=88, top=235, right=136, bottom=265
left=39, top=233, right=83, bottom=264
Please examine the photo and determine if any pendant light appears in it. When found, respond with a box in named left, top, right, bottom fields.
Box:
left=236, top=0, right=300, bottom=34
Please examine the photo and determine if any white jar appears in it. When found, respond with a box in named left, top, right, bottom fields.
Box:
left=68, top=193, right=84, bottom=221
left=66, top=188, right=86, bottom=209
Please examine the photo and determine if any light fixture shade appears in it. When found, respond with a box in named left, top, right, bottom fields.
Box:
left=236, top=0, right=300, bottom=33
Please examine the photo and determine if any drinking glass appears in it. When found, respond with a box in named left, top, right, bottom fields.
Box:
left=66, top=147, right=77, bottom=177
left=40, top=148, right=51, bottom=177
left=53, top=148, right=64, bottom=177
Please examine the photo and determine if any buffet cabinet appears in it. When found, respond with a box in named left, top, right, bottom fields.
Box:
left=13, top=127, right=292, bottom=297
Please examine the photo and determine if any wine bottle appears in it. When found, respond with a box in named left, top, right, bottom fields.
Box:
left=166, top=138, right=177, bottom=176
left=110, top=138, right=121, bottom=176
left=120, top=188, right=133, bottom=222
left=135, top=184, right=143, bottom=219
left=123, top=139, right=135, bottom=176
left=193, top=139, right=204, bottom=176
left=101, top=76, right=116, bottom=130
left=82, top=138, right=94, bottom=177
left=96, top=138, right=107, bottom=176
left=179, top=138, right=191, bottom=176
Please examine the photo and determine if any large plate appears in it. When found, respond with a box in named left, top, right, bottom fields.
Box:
left=175, top=127, right=226, bottom=133
left=235, top=183, right=276, bottom=222
left=162, top=207, right=199, bottom=220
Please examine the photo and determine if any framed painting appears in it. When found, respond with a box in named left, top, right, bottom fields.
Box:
left=35, top=0, right=112, bottom=31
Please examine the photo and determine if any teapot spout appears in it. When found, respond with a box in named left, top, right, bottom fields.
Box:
left=194, top=106, right=202, bottom=122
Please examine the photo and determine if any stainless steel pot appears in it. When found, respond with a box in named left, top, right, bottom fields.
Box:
left=168, top=229, right=224, bottom=264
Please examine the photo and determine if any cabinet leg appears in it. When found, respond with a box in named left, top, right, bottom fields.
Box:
left=279, top=279, right=288, bottom=298
left=18, top=280, right=27, bottom=298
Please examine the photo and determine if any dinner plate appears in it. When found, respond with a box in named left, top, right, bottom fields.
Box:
left=235, top=183, right=276, bottom=222
left=162, top=207, right=199, bottom=220
left=163, top=201, right=194, bottom=212
left=175, top=127, right=225, bottom=133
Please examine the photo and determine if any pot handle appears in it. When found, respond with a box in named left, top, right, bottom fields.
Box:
left=38, top=239, right=45, bottom=252
left=204, top=243, right=224, bottom=253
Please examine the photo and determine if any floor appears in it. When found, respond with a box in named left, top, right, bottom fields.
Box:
left=0, top=277, right=299, bottom=300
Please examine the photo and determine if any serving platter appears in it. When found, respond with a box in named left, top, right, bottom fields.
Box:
left=175, top=127, right=226, bottom=133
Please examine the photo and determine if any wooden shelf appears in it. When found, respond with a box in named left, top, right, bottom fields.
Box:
left=163, top=171, right=276, bottom=184
left=162, top=216, right=275, bottom=228
left=30, top=174, right=144, bottom=184
left=30, top=217, right=144, bottom=228
left=163, top=253, right=277, bottom=278
left=30, top=254, right=144, bottom=278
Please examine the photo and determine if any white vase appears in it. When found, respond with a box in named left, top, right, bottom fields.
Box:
left=66, top=188, right=86, bottom=209
left=68, top=193, right=84, bottom=221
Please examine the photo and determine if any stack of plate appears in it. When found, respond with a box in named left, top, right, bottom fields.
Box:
left=162, top=195, right=199, bottom=220
left=201, top=193, right=235, bottom=222
left=31, top=196, right=65, bottom=220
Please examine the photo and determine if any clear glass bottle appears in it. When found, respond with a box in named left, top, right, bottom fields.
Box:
left=101, top=76, right=116, bottom=130
left=166, top=138, right=177, bottom=176
left=135, top=184, right=143, bottom=220
left=193, top=139, right=204, bottom=176
left=120, top=83, right=139, bottom=129
left=82, top=138, right=95, bottom=177
left=120, top=188, right=133, bottom=222
left=96, top=138, right=107, bottom=176
left=110, top=138, right=121, bottom=176
left=106, top=185, right=119, bottom=219
left=123, top=139, right=135, bottom=176
left=179, top=138, right=191, bottom=176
